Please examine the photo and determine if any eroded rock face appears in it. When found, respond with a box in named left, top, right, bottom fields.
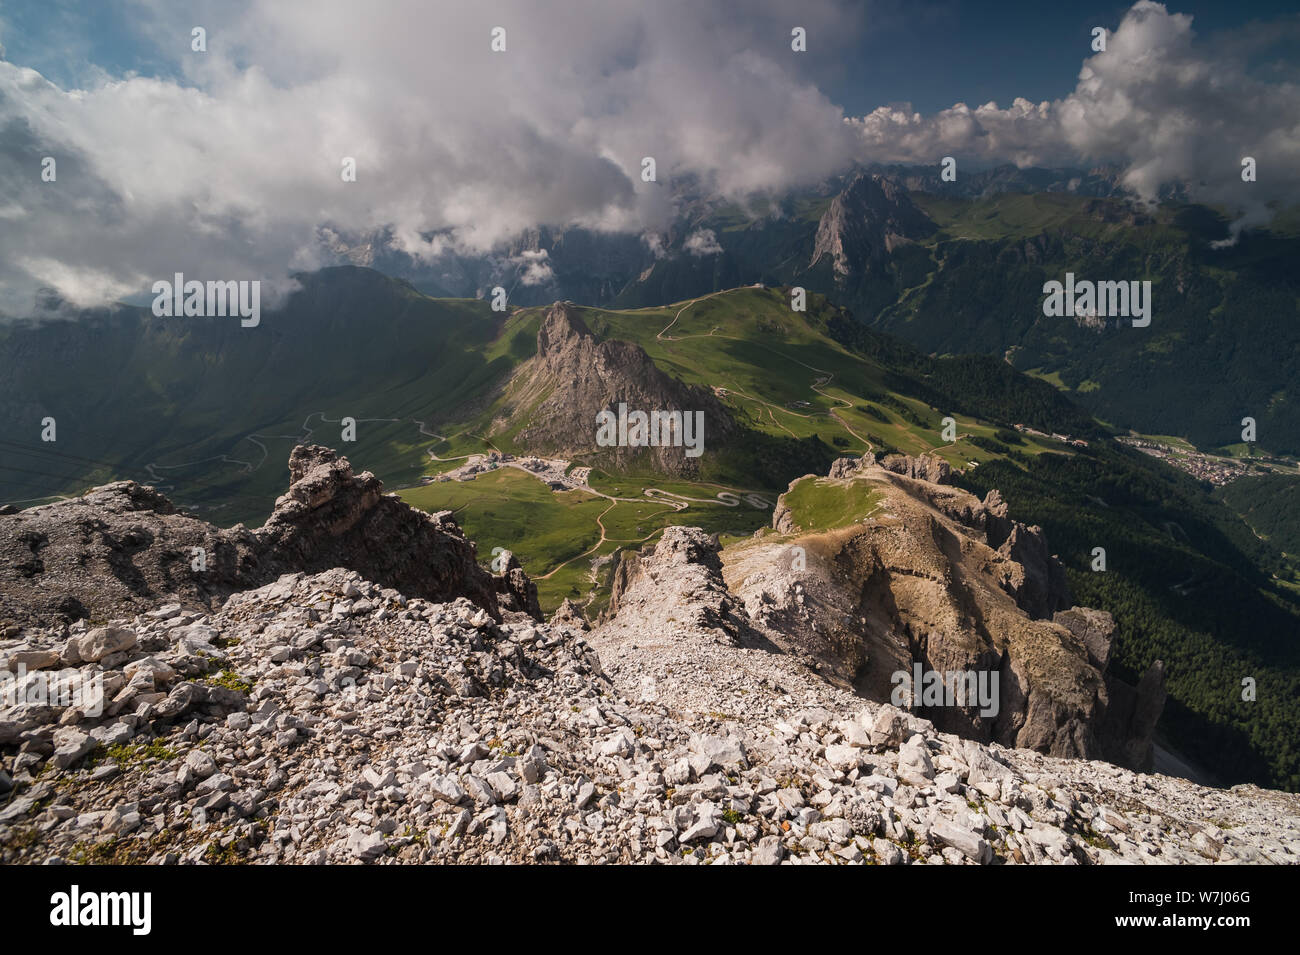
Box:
left=827, top=456, right=867, bottom=479
left=0, top=446, right=540, bottom=627
left=1053, top=607, right=1115, bottom=671
left=879, top=453, right=952, bottom=486
left=810, top=173, right=938, bottom=278
left=507, top=303, right=735, bottom=476
left=257, top=446, right=540, bottom=620
left=718, top=458, right=1161, bottom=770
left=597, top=527, right=753, bottom=646
left=825, top=453, right=952, bottom=486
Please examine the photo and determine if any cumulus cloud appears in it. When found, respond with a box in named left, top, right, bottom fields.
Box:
left=848, top=98, right=1073, bottom=169
left=512, top=250, right=555, bottom=287
left=1, top=0, right=1297, bottom=313
left=684, top=228, right=724, bottom=256
left=847, top=2, right=1300, bottom=239
left=641, top=232, right=668, bottom=260
left=0, top=0, right=862, bottom=313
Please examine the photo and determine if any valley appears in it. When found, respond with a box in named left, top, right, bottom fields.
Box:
left=6, top=0, right=1300, bottom=877
left=370, top=284, right=1071, bottom=613
left=3, top=190, right=1299, bottom=795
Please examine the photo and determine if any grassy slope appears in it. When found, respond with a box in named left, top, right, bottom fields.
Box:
left=882, top=193, right=1300, bottom=457
left=781, top=478, right=883, bottom=532
left=393, top=286, right=1074, bottom=615
left=0, top=268, right=512, bottom=524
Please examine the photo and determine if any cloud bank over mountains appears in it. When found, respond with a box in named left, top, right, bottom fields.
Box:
left=848, top=2, right=1300, bottom=237
left=0, top=0, right=1295, bottom=313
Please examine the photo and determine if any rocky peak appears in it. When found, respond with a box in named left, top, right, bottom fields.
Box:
left=810, top=173, right=937, bottom=278
left=534, top=301, right=592, bottom=363
left=0, top=446, right=541, bottom=628
left=510, top=303, right=736, bottom=475
left=598, top=527, right=750, bottom=645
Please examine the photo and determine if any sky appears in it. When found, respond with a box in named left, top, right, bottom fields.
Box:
left=828, top=0, right=1300, bottom=114
left=0, top=0, right=1297, bottom=313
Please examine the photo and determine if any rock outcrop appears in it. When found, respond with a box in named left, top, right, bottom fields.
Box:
left=505, top=303, right=735, bottom=475
left=826, top=452, right=952, bottom=485
left=0, top=445, right=540, bottom=628
left=719, top=456, right=1161, bottom=771
left=809, top=173, right=937, bottom=278
left=597, top=527, right=754, bottom=646
left=2, top=568, right=1295, bottom=866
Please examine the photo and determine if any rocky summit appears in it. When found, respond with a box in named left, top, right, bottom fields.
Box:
left=0, top=444, right=540, bottom=628
left=1, top=448, right=1297, bottom=865
left=505, top=302, right=735, bottom=475
left=752, top=453, right=1164, bottom=766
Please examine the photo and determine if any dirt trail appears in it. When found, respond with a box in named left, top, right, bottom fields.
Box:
left=656, top=290, right=729, bottom=340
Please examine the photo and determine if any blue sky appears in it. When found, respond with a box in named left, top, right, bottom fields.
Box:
left=4, top=0, right=1296, bottom=113
left=0, top=0, right=181, bottom=87
left=826, top=0, right=1300, bottom=114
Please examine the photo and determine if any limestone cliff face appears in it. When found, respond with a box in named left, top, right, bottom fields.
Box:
left=809, top=173, right=937, bottom=278
left=597, top=526, right=752, bottom=646
left=632, top=455, right=1167, bottom=772
left=0, top=445, right=541, bottom=627
left=506, top=303, right=735, bottom=475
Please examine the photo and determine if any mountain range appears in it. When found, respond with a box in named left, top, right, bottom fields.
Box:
left=3, top=167, right=1299, bottom=796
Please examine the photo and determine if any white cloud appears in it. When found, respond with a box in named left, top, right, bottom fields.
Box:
left=0, top=0, right=862, bottom=313
left=1, top=0, right=1296, bottom=314
left=641, top=232, right=667, bottom=260
left=847, top=2, right=1300, bottom=238
left=684, top=228, right=724, bottom=256
left=513, top=250, right=555, bottom=287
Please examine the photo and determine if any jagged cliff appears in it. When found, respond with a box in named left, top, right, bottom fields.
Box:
left=809, top=173, right=937, bottom=278
left=503, top=302, right=735, bottom=475
left=597, top=454, right=1165, bottom=774
left=0, top=445, right=540, bottom=627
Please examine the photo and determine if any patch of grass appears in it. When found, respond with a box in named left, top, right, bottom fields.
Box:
left=1, top=826, right=43, bottom=855
left=68, top=827, right=178, bottom=865
left=204, top=839, right=245, bottom=865
left=100, top=738, right=179, bottom=770
left=900, top=837, right=928, bottom=862
left=205, top=669, right=253, bottom=694
left=1077, top=826, right=1113, bottom=852
left=780, top=477, right=883, bottom=532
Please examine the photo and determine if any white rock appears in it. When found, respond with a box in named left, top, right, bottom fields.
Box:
left=897, top=735, right=935, bottom=785
left=824, top=743, right=861, bottom=773
left=75, top=626, right=137, bottom=663
left=345, top=828, right=386, bottom=861
left=185, top=749, right=217, bottom=780
left=752, top=835, right=784, bottom=865
left=931, top=819, right=992, bottom=864
left=52, top=729, right=96, bottom=769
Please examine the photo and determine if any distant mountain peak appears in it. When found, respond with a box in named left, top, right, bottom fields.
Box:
left=509, top=302, right=735, bottom=473
left=810, top=173, right=937, bottom=278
